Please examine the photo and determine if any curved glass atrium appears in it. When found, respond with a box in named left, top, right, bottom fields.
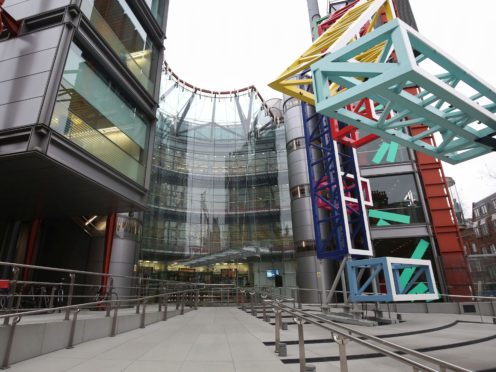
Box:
left=141, top=66, right=293, bottom=283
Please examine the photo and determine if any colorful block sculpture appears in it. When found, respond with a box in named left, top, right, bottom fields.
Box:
left=269, top=0, right=396, bottom=105
left=347, top=256, right=439, bottom=302
left=312, top=19, right=496, bottom=164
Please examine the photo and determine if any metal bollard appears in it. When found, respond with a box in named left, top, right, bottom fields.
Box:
left=65, top=273, right=76, bottom=321
left=67, top=308, right=80, bottom=349
left=180, top=293, right=185, bottom=315
left=1, top=315, right=21, bottom=369
left=3, top=267, right=19, bottom=326
left=110, top=301, right=119, bottom=337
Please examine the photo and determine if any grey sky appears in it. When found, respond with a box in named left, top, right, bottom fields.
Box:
left=165, top=0, right=496, bottom=216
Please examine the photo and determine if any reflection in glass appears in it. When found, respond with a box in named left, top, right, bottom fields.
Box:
left=357, top=135, right=410, bottom=166
left=369, top=173, right=425, bottom=224
left=81, top=0, right=159, bottom=94
left=50, top=43, right=149, bottom=184
left=142, top=78, right=292, bottom=262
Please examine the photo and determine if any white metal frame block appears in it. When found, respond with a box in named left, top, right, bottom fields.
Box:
left=347, top=256, right=439, bottom=302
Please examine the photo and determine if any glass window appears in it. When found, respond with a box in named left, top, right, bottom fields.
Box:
left=357, top=136, right=410, bottom=166
left=490, top=244, right=496, bottom=254
left=50, top=43, right=149, bottom=184
left=143, top=0, right=167, bottom=25
left=81, top=0, right=160, bottom=94
left=481, top=204, right=488, bottom=215
left=481, top=223, right=489, bottom=236
left=368, top=173, right=425, bottom=224
left=474, top=208, right=480, bottom=218
left=471, top=243, right=477, bottom=253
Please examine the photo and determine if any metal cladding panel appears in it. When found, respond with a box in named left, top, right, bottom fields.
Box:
left=0, top=71, right=50, bottom=106
left=285, top=106, right=305, bottom=142
left=5, top=0, right=71, bottom=20
left=0, top=26, right=63, bottom=131
left=291, top=197, right=315, bottom=241
left=395, top=0, right=418, bottom=30
left=288, top=151, right=309, bottom=188
left=0, top=98, right=43, bottom=131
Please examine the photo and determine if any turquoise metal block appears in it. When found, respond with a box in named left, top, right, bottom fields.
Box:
left=312, top=19, right=496, bottom=164
left=347, top=256, right=439, bottom=302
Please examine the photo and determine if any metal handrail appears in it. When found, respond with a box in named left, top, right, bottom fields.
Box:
left=269, top=299, right=471, bottom=372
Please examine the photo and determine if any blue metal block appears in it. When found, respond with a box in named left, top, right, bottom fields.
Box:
left=347, top=257, right=439, bottom=302
left=312, top=19, right=496, bottom=164
left=300, top=101, right=373, bottom=261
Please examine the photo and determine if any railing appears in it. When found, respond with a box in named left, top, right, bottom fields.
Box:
left=245, top=289, right=472, bottom=372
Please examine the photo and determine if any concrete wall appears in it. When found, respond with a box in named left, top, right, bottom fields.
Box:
left=380, top=301, right=496, bottom=317
left=0, top=307, right=184, bottom=366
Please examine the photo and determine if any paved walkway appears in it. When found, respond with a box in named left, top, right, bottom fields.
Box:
left=9, top=307, right=292, bottom=372
left=8, top=307, right=496, bottom=371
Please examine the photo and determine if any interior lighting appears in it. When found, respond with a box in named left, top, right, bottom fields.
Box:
left=85, top=215, right=98, bottom=226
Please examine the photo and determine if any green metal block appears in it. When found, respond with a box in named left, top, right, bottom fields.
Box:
left=312, top=19, right=496, bottom=164
left=368, top=209, right=411, bottom=224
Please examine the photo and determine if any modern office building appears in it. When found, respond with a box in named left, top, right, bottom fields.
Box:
left=0, top=0, right=168, bottom=285
left=0, top=0, right=473, bottom=301
left=136, top=0, right=472, bottom=300
left=139, top=68, right=295, bottom=287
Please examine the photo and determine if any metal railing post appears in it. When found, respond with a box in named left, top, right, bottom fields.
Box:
left=240, top=290, right=245, bottom=311
left=3, top=267, right=19, bottom=326
left=110, top=301, right=119, bottom=336
left=274, top=308, right=281, bottom=353
left=296, top=317, right=306, bottom=372
left=250, top=291, right=256, bottom=316
left=261, top=295, right=269, bottom=322
left=48, top=286, right=57, bottom=309
left=334, top=333, right=349, bottom=372
left=158, top=285, right=163, bottom=312
left=65, top=273, right=76, bottom=321
left=140, top=297, right=146, bottom=328
left=136, top=276, right=142, bottom=314
left=67, top=308, right=80, bottom=349
left=105, top=277, right=114, bottom=318
left=162, top=293, right=169, bottom=321
left=180, top=292, right=185, bottom=315
left=297, top=288, right=302, bottom=309
left=1, top=315, right=21, bottom=369
left=195, top=289, right=199, bottom=310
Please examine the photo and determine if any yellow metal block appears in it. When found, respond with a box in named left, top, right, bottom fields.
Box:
left=269, top=0, right=396, bottom=105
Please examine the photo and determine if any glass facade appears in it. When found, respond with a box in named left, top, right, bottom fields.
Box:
left=81, top=0, right=160, bottom=94
left=368, top=173, right=425, bottom=224
left=357, top=136, right=410, bottom=166
left=144, top=0, right=167, bottom=25
left=50, top=43, right=150, bottom=184
left=141, top=78, right=292, bottom=264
